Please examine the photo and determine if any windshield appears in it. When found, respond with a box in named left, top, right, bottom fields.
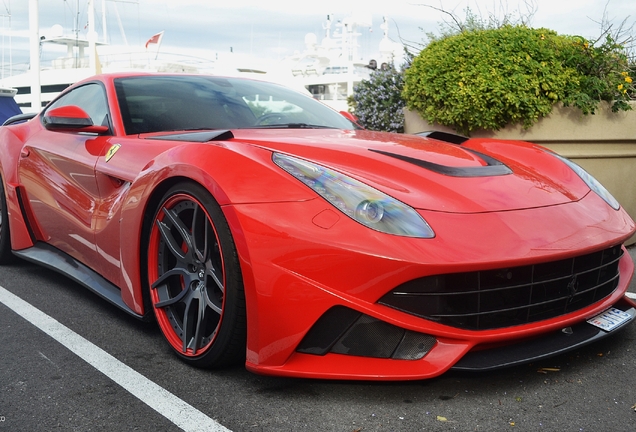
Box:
left=114, top=75, right=358, bottom=135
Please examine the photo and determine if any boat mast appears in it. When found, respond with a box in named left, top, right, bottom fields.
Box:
left=88, top=0, right=97, bottom=75
left=28, top=0, right=41, bottom=111
left=0, top=4, right=11, bottom=80
left=102, top=0, right=107, bottom=44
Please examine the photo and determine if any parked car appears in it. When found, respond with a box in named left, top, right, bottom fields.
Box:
left=0, top=73, right=634, bottom=380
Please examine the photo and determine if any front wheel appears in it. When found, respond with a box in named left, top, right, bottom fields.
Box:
left=146, top=182, right=246, bottom=368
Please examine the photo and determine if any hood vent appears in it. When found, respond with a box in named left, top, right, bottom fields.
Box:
left=416, top=130, right=468, bottom=145
left=369, top=148, right=512, bottom=178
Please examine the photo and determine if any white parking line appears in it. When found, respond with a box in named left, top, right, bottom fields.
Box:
left=627, top=292, right=636, bottom=300
left=0, top=286, right=231, bottom=432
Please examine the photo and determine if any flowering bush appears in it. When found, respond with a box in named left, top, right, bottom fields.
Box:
left=402, top=25, right=635, bottom=135
left=560, top=34, right=634, bottom=114
left=349, top=64, right=406, bottom=132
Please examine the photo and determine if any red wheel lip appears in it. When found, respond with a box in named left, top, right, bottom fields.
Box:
left=148, top=193, right=226, bottom=357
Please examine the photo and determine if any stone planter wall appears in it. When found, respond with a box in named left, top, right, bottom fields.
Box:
left=404, top=103, right=636, bottom=245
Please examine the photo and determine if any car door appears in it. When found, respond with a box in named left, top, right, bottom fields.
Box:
left=18, top=82, right=111, bottom=271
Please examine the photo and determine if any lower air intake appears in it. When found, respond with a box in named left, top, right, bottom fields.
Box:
left=297, top=306, right=436, bottom=360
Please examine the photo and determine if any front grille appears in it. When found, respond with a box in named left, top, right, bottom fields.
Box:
left=379, top=245, right=623, bottom=330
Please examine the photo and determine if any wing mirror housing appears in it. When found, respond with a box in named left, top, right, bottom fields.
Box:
left=339, top=110, right=363, bottom=128
left=43, top=105, right=109, bottom=134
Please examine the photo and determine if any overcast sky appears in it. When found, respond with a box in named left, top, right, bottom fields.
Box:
left=0, top=0, right=634, bottom=74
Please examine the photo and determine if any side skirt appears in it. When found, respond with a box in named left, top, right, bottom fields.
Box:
left=13, top=242, right=145, bottom=320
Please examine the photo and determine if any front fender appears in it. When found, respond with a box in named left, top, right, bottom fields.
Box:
left=116, top=140, right=314, bottom=316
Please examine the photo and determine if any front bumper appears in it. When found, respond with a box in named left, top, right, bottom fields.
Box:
left=227, top=191, right=635, bottom=380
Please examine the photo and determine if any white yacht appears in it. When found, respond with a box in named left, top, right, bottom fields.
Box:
left=0, top=0, right=297, bottom=113
left=1, top=35, right=213, bottom=112
left=0, top=0, right=215, bottom=112
left=287, top=15, right=403, bottom=111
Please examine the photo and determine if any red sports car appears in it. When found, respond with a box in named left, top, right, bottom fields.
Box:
left=0, top=73, right=634, bottom=380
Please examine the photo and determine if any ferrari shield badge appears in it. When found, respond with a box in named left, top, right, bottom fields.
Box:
left=105, top=144, right=121, bottom=162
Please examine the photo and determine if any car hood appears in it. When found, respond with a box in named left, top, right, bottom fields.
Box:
left=232, top=129, right=590, bottom=214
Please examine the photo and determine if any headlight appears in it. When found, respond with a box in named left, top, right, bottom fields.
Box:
left=552, top=153, right=620, bottom=210
left=273, top=153, right=435, bottom=238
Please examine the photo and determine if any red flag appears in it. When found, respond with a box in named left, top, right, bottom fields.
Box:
left=145, top=31, right=164, bottom=49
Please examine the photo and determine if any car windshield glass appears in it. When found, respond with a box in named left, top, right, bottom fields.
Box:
left=114, top=75, right=358, bottom=135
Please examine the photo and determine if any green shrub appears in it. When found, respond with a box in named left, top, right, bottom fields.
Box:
left=403, top=25, right=634, bottom=135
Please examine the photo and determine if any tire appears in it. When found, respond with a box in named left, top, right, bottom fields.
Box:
left=146, top=182, right=246, bottom=368
left=0, top=175, right=14, bottom=264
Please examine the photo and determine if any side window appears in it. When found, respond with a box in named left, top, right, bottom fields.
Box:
left=46, top=83, right=110, bottom=129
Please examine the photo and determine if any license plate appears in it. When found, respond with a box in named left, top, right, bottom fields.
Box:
left=587, top=308, right=632, bottom=332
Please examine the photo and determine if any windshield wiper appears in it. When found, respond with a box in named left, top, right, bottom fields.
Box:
left=247, top=123, right=333, bottom=129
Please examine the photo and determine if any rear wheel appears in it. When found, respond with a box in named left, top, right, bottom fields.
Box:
left=0, top=175, right=14, bottom=264
left=146, top=182, right=246, bottom=367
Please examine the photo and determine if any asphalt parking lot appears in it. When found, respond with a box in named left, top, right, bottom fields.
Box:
left=1, top=246, right=635, bottom=431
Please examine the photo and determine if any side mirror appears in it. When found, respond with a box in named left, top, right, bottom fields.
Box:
left=43, top=105, right=109, bottom=134
left=339, top=110, right=362, bottom=127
